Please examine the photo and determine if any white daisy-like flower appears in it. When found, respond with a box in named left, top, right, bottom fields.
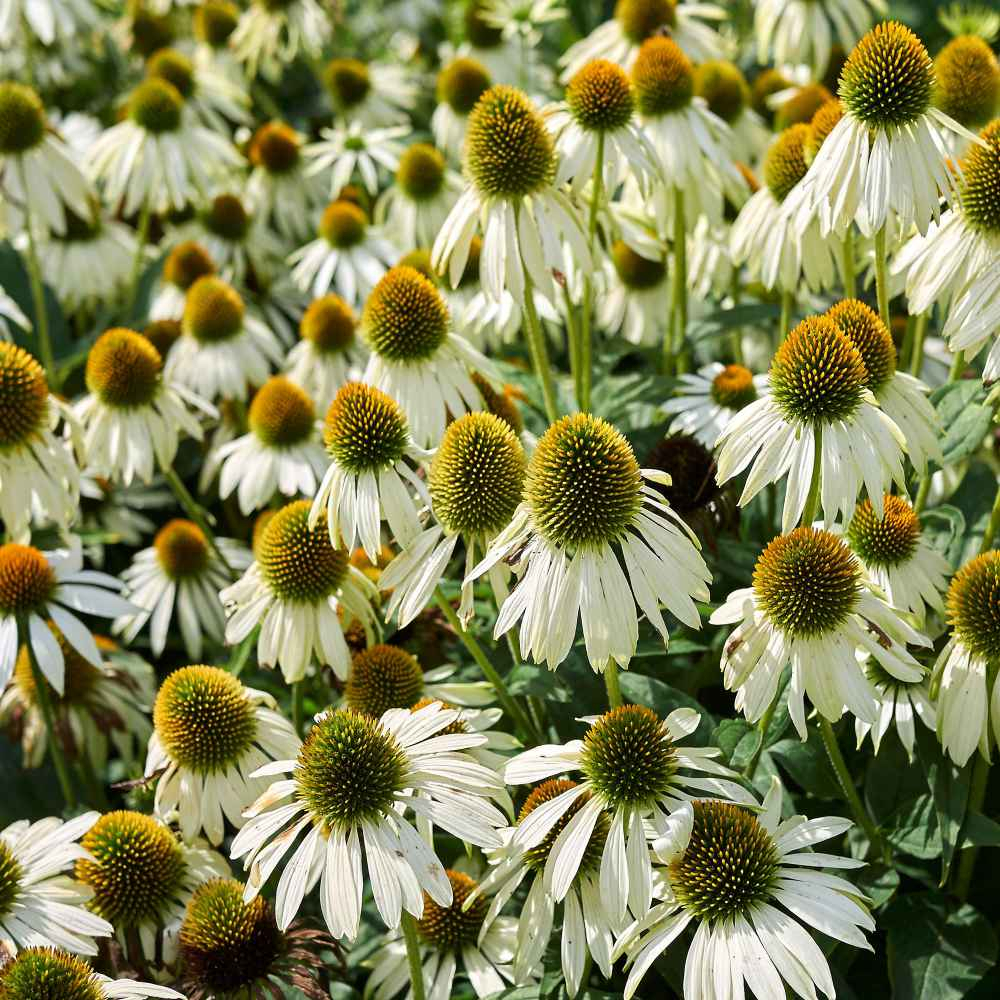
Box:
left=322, top=57, right=417, bottom=127
left=145, top=44, right=250, bottom=130
left=75, top=327, right=216, bottom=487
left=891, top=118, right=1000, bottom=316
left=150, top=239, right=217, bottom=322
left=0, top=343, right=79, bottom=542
left=469, top=414, right=711, bottom=672
left=246, top=120, right=327, bottom=242
left=615, top=781, right=873, bottom=1000
left=230, top=700, right=508, bottom=940
left=88, top=78, right=240, bottom=216
left=663, top=362, right=767, bottom=448
left=941, top=256, right=1000, bottom=383
left=934, top=551, right=1000, bottom=766
left=855, top=656, right=936, bottom=761
left=0, top=946, right=183, bottom=997
left=432, top=85, right=592, bottom=306
left=381, top=411, right=524, bottom=628
left=0, top=285, right=28, bottom=339
left=304, top=121, right=408, bottom=197
left=560, top=0, right=728, bottom=81
left=504, top=705, right=753, bottom=930
left=802, top=21, right=985, bottom=238
left=311, top=381, right=429, bottom=563
left=598, top=234, right=671, bottom=347
left=221, top=500, right=379, bottom=682
left=285, top=295, right=364, bottom=410
left=191, top=0, right=242, bottom=77
left=114, top=519, right=250, bottom=660
left=479, top=0, right=566, bottom=44
left=824, top=298, right=942, bottom=473
left=0, top=538, right=136, bottom=696
left=290, top=199, right=397, bottom=305
left=692, top=59, right=770, bottom=167
left=711, top=526, right=931, bottom=739
left=77, top=474, right=172, bottom=567
left=376, top=143, right=463, bottom=249
left=0, top=812, right=112, bottom=955
left=146, top=665, right=300, bottom=845
left=545, top=58, right=660, bottom=197
left=216, top=375, right=326, bottom=515
left=166, top=275, right=284, bottom=403
left=755, top=0, right=885, bottom=76
left=366, top=866, right=528, bottom=1000
left=231, top=0, right=331, bottom=79
left=361, top=265, right=497, bottom=447
left=716, top=316, right=908, bottom=533
left=0, top=82, right=92, bottom=236
left=433, top=57, right=493, bottom=160
left=75, top=810, right=229, bottom=966
left=0, top=0, right=96, bottom=45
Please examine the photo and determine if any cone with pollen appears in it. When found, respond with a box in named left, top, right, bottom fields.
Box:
left=934, top=35, right=1000, bottom=129
left=0, top=344, right=49, bottom=448
left=164, top=240, right=215, bottom=290
left=301, top=295, right=356, bottom=354
left=631, top=37, right=694, bottom=116
left=323, top=58, right=371, bottom=112
left=0, top=948, right=103, bottom=1000
left=248, top=376, right=316, bottom=447
left=319, top=200, right=368, bottom=248
left=183, top=275, right=245, bottom=343
left=323, top=382, right=410, bottom=474
left=960, top=119, right=1000, bottom=235
left=249, top=121, right=301, bottom=174
left=763, top=124, right=810, bottom=202
left=566, top=59, right=635, bottom=131
left=520, top=779, right=609, bottom=875
left=825, top=299, right=896, bottom=393
left=129, top=77, right=184, bottom=134
left=155, top=519, right=210, bottom=579
left=947, top=551, right=1000, bottom=662
left=416, top=871, right=488, bottom=950
left=0, top=82, right=45, bottom=154
left=615, top=0, right=676, bottom=42
left=694, top=60, right=749, bottom=124
left=363, top=266, right=450, bottom=363
left=612, top=240, right=666, bottom=289
left=0, top=544, right=56, bottom=618
left=202, top=193, right=250, bottom=242
left=147, top=48, right=195, bottom=100
left=396, top=143, right=446, bottom=201
left=85, top=328, right=162, bottom=409
left=346, top=644, right=425, bottom=718
left=437, top=58, right=491, bottom=114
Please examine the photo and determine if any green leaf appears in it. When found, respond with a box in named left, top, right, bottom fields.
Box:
left=932, top=379, right=993, bottom=465
left=883, top=794, right=943, bottom=859
left=618, top=672, right=716, bottom=745
left=914, top=725, right=970, bottom=882
left=769, top=730, right=842, bottom=799
left=959, top=810, right=1000, bottom=849
left=919, top=504, right=966, bottom=568
left=884, top=894, right=998, bottom=999
left=687, top=303, right=782, bottom=342
left=855, top=863, right=900, bottom=909
left=506, top=663, right=568, bottom=701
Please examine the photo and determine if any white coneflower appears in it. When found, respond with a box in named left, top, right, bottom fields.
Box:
left=166, top=275, right=283, bottom=403
left=289, top=199, right=397, bottom=305
left=892, top=118, right=1000, bottom=316
left=505, top=706, right=752, bottom=928
left=322, top=57, right=417, bottom=127
left=455, top=0, right=524, bottom=84
left=146, top=665, right=300, bottom=845
left=933, top=35, right=1000, bottom=138
left=934, top=551, right=1000, bottom=765
left=376, top=143, right=463, bottom=249
left=246, top=121, right=326, bottom=241
left=150, top=239, right=217, bottom=322
left=230, top=701, right=507, bottom=939
left=75, top=810, right=229, bottom=966
left=0, top=539, right=135, bottom=696
left=366, top=868, right=526, bottom=1000
left=711, top=526, right=930, bottom=738
left=75, top=327, right=215, bottom=487
left=825, top=298, right=941, bottom=473
left=192, top=0, right=242, bottom=76
left=599, top=236, right=671, bottom=347
left=381, top=411, right=525, bottom=627
left=216, top=376, right=326, bottom=515
left=615, top=783, right=873, bottom=1000
left=0, top=83, right=91, bottom=236
left=560, top=0, right=728, bottom=80
left=0, top=946, right=182, bottom=999
left=221, top=500, right=379, bottom=682
left=0, top=343, right=79, bottom=542
left=145, top=44, right=250, bottom=130
left=716, top=316, right=908, bottom=532
left=284, top=294, right=363, bottom=409
left=77, top=473, right=172, bottom=566
left=941, top=256, right=1000, bottom=383
left=855, top=657, right=936, bottom=760
left=479, top=0, right=566, bottom=44
left=88, top=78, right=239, bottom=215
left=694, top=60, right=770, bottom=165
left=304, top=121, right=408, bottom=198
left=433, top=58, right=493, bottom=160
left=361, top=265, right=497, bottom=446
left=433, top=85, right=591, bottom=305
left=0, top=0, right=95, bottom=46
left=114, top=519, right=250, bottom=660
left=0, top=812, right=112, bottom=955
left=311, top=381, right=429, bottom=562
left=231, top=0, right=331, bottom=79
left=804, top=21, right=983, bottom=238
left=755, top=0, right=885, bottom=76
left=545, top=59, right=660, bottom=197
left=663, top=362, right=766, bottom=448
left=469, top=414, right=711, bottom=671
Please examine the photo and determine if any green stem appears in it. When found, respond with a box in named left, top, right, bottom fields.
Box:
left=604, top=659, right=623, bottom=710
left=670, top=186, right=689, bottom=374
left=874, top=226, right=891, bottom=331
left=400, top=911, right=427, bottom=1000
left=729, top=273, right=744, bottom=365
left=291, top=679, right=305, bottom=735
left=578, top=133, right=604, bottom=413
left=742, top=694, right=779, bottom=779
left=434, top=587, right=540, bottom=742
left=981, top=480, right=1000, bottom=552
left=127, top=198, right=153, bottom=314
left=564, top=284, right=582, bottom=409
left=954, top=753, right=991, bottom=901
left=908, top=313, right=929, bottom=377
left=18, top=616, right=76, bottom=809
left=841, top=229, right=856, bottom=300
left=800, top=424, right=823, bottom=526
left=521, top=271, right=559, bottom=424
left=77, top=752, right=107, bottom=810
left=18, top=160, right=56, bottom=390
left=948, top=349, right=966, bottom=382
left=778, top=289, right=794, bottom=345
left=819, top=717, right=888, bottom=862
left=161, top=465, right=236, bottom=578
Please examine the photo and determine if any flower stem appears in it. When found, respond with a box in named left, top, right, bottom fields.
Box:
left=291, top=679, right=305, bottom=735
left=778, top=289, right=794, bottom=345
left=17, top=161, right=57, bottom=390
left=400, top=911, right=427, bottom=1000
left=742, top=694, right=779, bottom=779
left=127, top=198, right=153, bottom=314
left=521, top=272, right=559, bottom=424
left=980, top=480, right=1000, bottom=552
left=954, top=752, right=991, bottom=901
left=604, top=659, right=623, bottom=710
left=578, top=133, right=605, bottom=413
left=908, top=312, right=929, bottom=377
left=800, top=424, right=823, bottom=526
left=434, top=587, right=541, bottom=742
left=670, top=186, right=688, bottom=374
left=564, top=284, right=582, bottom=408
left=841, top=229, right=856, bottom=300
left=873, top=225, right=891, bottom=331
left=948, top=348, right=966, bottom=381
left=17, top=616, right=76, bottom=810
left=818, top=717, right=888, bottom=862
left=161, top=465, right=236, bottom=578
